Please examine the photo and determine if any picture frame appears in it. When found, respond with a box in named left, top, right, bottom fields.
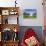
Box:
left=9, top=10, right=17, bottom=15
left=2, top=10, right=9, bottom=15
left=23, top=9, right=37, bottom=19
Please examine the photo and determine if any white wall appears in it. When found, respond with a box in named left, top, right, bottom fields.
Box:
left=18, top=0, right=44, bottom=26
left=0, top=0, right=15, bottom=7
left=0, top=0, right=44, bottom=26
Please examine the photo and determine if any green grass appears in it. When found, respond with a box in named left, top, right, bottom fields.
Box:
left=23, top=12, right=37, bottom=19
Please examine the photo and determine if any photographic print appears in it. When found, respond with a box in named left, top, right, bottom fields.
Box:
left=23, top=9, right=37, bottom=19
left=2, top=10, right=9, bottom=15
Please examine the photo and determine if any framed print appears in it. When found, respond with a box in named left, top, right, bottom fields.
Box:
left=9, top=10, right=17, bottom=15
left=2, top=10, right=9, bottom=15
left=10, top=11, right=17, bottom=15
left=23, top=9, right=37, bottom=19
left=10, top=11, right=15, bottom=15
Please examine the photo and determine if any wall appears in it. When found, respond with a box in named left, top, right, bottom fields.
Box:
left=0, top=0, right=44, bottom=26
left=18, top=0, right=44, bottom=26
left=0, top=0, right=15, bottom=7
